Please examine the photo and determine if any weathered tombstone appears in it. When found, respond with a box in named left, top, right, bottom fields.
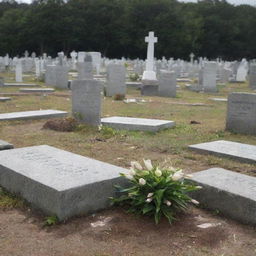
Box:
left=77, top=52, right=86, bottom=63
left=55, top=53, right=69, bottom=89
left=0, top=145, right=128, bottom=220
left=226, top=92, right=256, bottom=135
left=45, top=65, right=57, bottom=86
left=236, top=59, right=248, bottom=82
left=203, top=62, right=217, bottom=93
left=249, top=63, right=256, bottom=89
left=72, top=79, right=102, bottom=126
left=158, top=70, right=176, bottom=97
left=15, top=60, right=23, bottom=83
left=106, top=64, right=126, bottom=97
left=0, top=77, right=4, bottom=86
left=89, top=52, right=101, bottom=75
left=77, top=53, right=93, bottom=80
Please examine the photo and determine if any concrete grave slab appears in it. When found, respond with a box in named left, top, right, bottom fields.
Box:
left=0, top=97, right=11, bottom=102
left=0, top=139, right=13, bottom=150
left=209, top=98, right=227, bottom=102
left=101, top=116, right=175, bottom=132
left=4, top=83, right=38, bottom=87
left=0, top=145, right=128, bottom=220
left=19, top=88, right=55, bottom=93
left=0, top=109, right=67, bottom=122
left=189, top=140, right=256, bottom=164
left=189, top=168, right=256, bottom=225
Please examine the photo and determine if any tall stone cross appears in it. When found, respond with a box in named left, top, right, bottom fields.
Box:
left=142, top=31, right=158, bottom=81
left=190, top=53, right=195, bottom=63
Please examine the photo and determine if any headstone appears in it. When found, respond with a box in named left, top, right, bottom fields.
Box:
left=236, top=59, right=248, bottom=82
left=189, top=168, right=256, bottom=225
left=72, top=79, right=102, bottom=126
left=101, top=116, right=175, bottom=132
left=0, top=97, right=11, bottom=102
left=15, top=60, right=23, bottom=83
left=0, top=145, right=128, bottom=220
left=249, top=63, right=256, bottom=89
left=45, top=65, right=57, bottom=86
left=0, top=77, right=4, bottom=86
left=188, top=140, right=256, bottom=164
left=0, top=110, right=67, bottom=122
left=226, top=92, right=256, bottom=135
left=158, top=70, right=176, bottom=98
left=77, top=54, right=93, bottom=80
left=142, top=31, right=158, bottom=82
left=106, top=64, right=126, bottom=97
left=0, top=139, right=13, bottom=150
left=55, top=65, right=69, bottom=89
left=203, top=62, right=217, bottom=92
left=89, top=52, right=101, bottom=75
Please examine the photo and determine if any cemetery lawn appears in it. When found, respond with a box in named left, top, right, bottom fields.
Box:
left=0, top=76, right=256, bottom=255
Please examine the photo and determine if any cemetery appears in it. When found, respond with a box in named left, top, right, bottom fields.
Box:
left=0, top=0, right=256, bottom=255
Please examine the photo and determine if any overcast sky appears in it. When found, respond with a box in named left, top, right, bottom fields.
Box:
left=16, top=0, right=256, bottom=5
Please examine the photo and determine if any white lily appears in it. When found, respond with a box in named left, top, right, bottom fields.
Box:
left=131, top=161, right=143, bottom=170
left=143, top=159, right=153, bottom=170
left=164, top=200, right=172, bottom=206
left=155, top=168, right=162, bottom=177
left=191, top=199, right=199, bottom=205
left=139, top=178, right=146, bottom=185
left=129, top=168, right=136, bottom=176
left=146, top=198, right=153, bottom=203
left=147, top=192, right=154, bottom=198
left=172, top=170, right=184, bottom=181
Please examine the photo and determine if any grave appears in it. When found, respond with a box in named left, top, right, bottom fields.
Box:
left=189, top=168, right=256, bottom=225
left=209, top=98, right=227, bottom=102
left=19, top=88, right=55, bottom=93
left=4, top=83, right=38, bottom=87
left=77, top=53, right=93, bottom=80
left=126, top=82, right=142, bottom=88
left=72, top=79, right=102, bottom=126
left=226, top=92, right=256, bottom=135
left=158, top=70, right=176, bottom=98
left=203, top=62, right=217, bottom=93
left=0, top=145, right=128, bottom=220
left=106, top=64, right=126, bottom=97
left=101, top=116, right=175, bottom=132
left=188, top=140, right=256, bottom=164
left=249, top=63, right=256, bottom=89
left=0, top=97, right=11, bottom=102
left=0, top=109, right=67, bottom=122
left=0, top=139, right=13, bottom=150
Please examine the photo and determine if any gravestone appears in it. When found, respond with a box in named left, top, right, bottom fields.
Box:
left=188, top=140, right=256, bottom=164
left=249, top=63, right=256, bottom=89
left=189, top=168, right=256, bottom=225
left=15, top=60, right=23, bottom=83
left=45, top=65, right=57, bottom=86
left=0, top=97, right=11, bottom=102
left=101, top=116, right=175, bottom=132
left=0, top=139, right=13, bottom=150
left=72, top=79, right=102, bottom=126
left=236, top=59, right=248, bottom=82
left=226, top=92, right=256, bottom=135
left=106, top=64, right=126, bottom=97
left=0, top=145, right=128, bottom=220
left=203, top=62, right=217, bottom=93
left=77, top=53, right=93, bottom=80
left=0, top=77, right=4, bottom=86
left=158, top=70, right=176, bottom=98
left=0, top=110, right=67, bottom=122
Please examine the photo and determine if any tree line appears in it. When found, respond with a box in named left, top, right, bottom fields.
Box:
left=0, top=0, right=256, bottom=60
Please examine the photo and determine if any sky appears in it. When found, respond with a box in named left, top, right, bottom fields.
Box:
left=16, top=0, right=256, bottom=5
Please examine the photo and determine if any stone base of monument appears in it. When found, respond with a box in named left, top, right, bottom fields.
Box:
left=0, top=139, right=13, bottom=150
left=189, top=168, right=256, bottom=225
left=19, top=88, right=55, bottom=93
left=141, top=80, right=158, bottom=96
left=101, top=116, right=175, bottom=132
left=0, top=109, right=67, bottom=122
left=188, top=140, right=256, bottom=164
left=4, top=83, right=38, bottom=87
left=0, top=145, right=129, bottom=221
left=125, top=82, right=142, bottom=89
left=0, top=97, right=11, bottom=102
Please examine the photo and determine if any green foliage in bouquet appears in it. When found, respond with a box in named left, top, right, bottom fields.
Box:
left=112, top=160, right=201, bottom=224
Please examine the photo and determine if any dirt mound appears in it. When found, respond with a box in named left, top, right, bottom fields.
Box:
left=43, top=117, right=78, bottom=132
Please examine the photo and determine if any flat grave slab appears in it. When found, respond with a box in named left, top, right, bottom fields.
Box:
left=0, top=139, right=13, bottom=150
left=0, top=109, right=67, bottom=122
left=19, top=88, right=55, bottom=93
left=0, top=145, right=128, bottom=220
left=188, top=140, right=256, bottom=164
left=189, top=168, right=256, bottom=225
left=101, top=116, right=175, bottom=132
left=4, top=83, right=38, bottom=87
left=209, top=98, right=227, bottom=102
left=0, top=97, right=11, bottom=102
left=126, top=82, right=142, bottom=88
